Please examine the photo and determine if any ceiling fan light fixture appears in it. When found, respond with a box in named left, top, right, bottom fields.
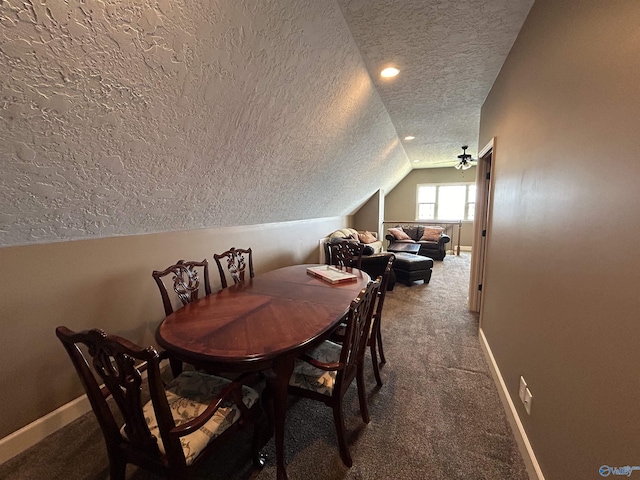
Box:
left=454, top=145, right=476, bottom=170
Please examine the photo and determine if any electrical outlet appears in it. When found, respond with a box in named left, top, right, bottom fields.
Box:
left=519, top=376, right=527, bottom=403
left=523, top=387, right=533, bottom=415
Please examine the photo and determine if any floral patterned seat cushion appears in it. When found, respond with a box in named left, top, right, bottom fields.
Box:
left=289, top=340, right=342, bottom=396
left=122, top=371, right=259, bottom=466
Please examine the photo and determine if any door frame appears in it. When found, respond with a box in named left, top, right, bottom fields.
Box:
left=468, top=138, right=495, bottom=315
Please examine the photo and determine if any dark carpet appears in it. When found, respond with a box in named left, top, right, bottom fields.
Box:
left=1, top=253, right=528, bottom=480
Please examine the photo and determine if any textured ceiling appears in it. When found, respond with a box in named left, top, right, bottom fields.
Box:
left=0, top=0, right=532, bottom=247
left=0, top=0, right=411, bottom=246
left=338, top=0, right=534, bottom=167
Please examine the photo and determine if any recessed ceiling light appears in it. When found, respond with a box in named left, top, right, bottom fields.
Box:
left=404, top=136, right=415, bottom=141
left=381, top=67, right=399, bottom=78
left=413, top=159, right=420, bottom=163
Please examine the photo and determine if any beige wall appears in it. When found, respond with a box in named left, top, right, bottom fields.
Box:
left=353, top=189, right=384, bottom=237
left=0, top=217, right=347, bottom=439
left=384, top=167, right=477, bottom=249
left=478, top=1, right=640, bottom=479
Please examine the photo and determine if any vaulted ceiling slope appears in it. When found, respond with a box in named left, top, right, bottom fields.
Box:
left=0, top=0, right=531, bottom=247
left=0, top=0, right=410, bottom=246
left=338, top=0, right=533, bottom=167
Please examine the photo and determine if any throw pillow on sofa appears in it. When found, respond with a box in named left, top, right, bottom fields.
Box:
left=420, top=226, right=443, bottom=242
left=388, top=227, right=412, bottom=241
left=358, top=231, right=377, bottom=244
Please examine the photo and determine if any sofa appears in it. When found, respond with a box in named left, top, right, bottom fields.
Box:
left=319, top=228, right=383, bottom=263
left=320, top=228, right=394, bottom=289
left=385, top=224, right=450, bottom=261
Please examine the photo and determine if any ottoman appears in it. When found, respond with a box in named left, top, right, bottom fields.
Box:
left=392, top=252, right=433, bottom=286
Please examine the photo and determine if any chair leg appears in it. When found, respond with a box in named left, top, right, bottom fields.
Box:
left=251, top=419, right=267, bottom=469
left=370, top=339, right=383, bottom=386
left=108, top=456, right=126, bottom=480
left=376, top=322, right=386, bottom=365
left=168, top=467, right=189, bottom=480
left=259, top=383, right=275, bottom=445
left=356, top=364, right=370, bottom=424
left=169, top=357, right=183, bottom=377
left=332, top=402, right=353, bottom=468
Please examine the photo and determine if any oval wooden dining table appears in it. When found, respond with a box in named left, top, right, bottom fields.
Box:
left=156, top=264, right=370, bottom=480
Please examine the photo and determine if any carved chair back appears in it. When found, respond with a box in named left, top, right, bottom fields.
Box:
left=56, top=326, right=265, bottom=478
left=152, top=259, right=212, bottom=316
left=325, top=240, right=364, bottom=270
left=55, top=327, right=182, bottom=469
left=213, top=247, right=254, bottom=288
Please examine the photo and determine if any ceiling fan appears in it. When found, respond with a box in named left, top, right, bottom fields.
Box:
left=455, top=145, right=476, bottom=170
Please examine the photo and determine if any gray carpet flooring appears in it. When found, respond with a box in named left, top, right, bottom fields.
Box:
left=1, top=253, right=529, bottom=480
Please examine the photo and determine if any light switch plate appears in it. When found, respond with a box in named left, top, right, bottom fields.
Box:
left=519, top=376, right=527, bottom=403
left=523, top=387, right=533, bottom=415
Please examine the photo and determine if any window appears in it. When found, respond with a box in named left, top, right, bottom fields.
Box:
left=416, top=183, right=476, bottom=221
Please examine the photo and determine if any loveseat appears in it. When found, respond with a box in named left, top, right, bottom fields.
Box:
left=385, top=224, right=450, bottom=261
left=320, top=228, right=394, bottom=290
left=319, top=228, right=383, bottom=263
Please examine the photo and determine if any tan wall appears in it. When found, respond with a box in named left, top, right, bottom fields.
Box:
left=384, top=167, right=477, bottom=249
left=478, top=1, right=640, bottom=479
left=0, top=217, right=347, bottom=439
left=353, top=189, right=384, bottom=237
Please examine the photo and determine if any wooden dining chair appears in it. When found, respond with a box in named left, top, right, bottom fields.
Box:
left=151, top=260, right=213, bottom=376
left=55, top=326, right=265, bottom=480
left=213, top=247, right=254, bottom=288
left=331, top=254, right=395, bottom=386
left=325, top=240, right=364, bottom=270
left=287, top=278, right=381, bottom=468
left=152, top=259, right=212, bottom=316
left=368, top=253, right=395, bottom=385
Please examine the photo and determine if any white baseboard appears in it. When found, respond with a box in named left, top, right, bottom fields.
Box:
left=447, top=246, right=472, bottom=254
left=479, top=328, right=545, bottom=480
left=0, top=394, right=91, bottom=465
left=3, top=333, right=541, bottom=473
